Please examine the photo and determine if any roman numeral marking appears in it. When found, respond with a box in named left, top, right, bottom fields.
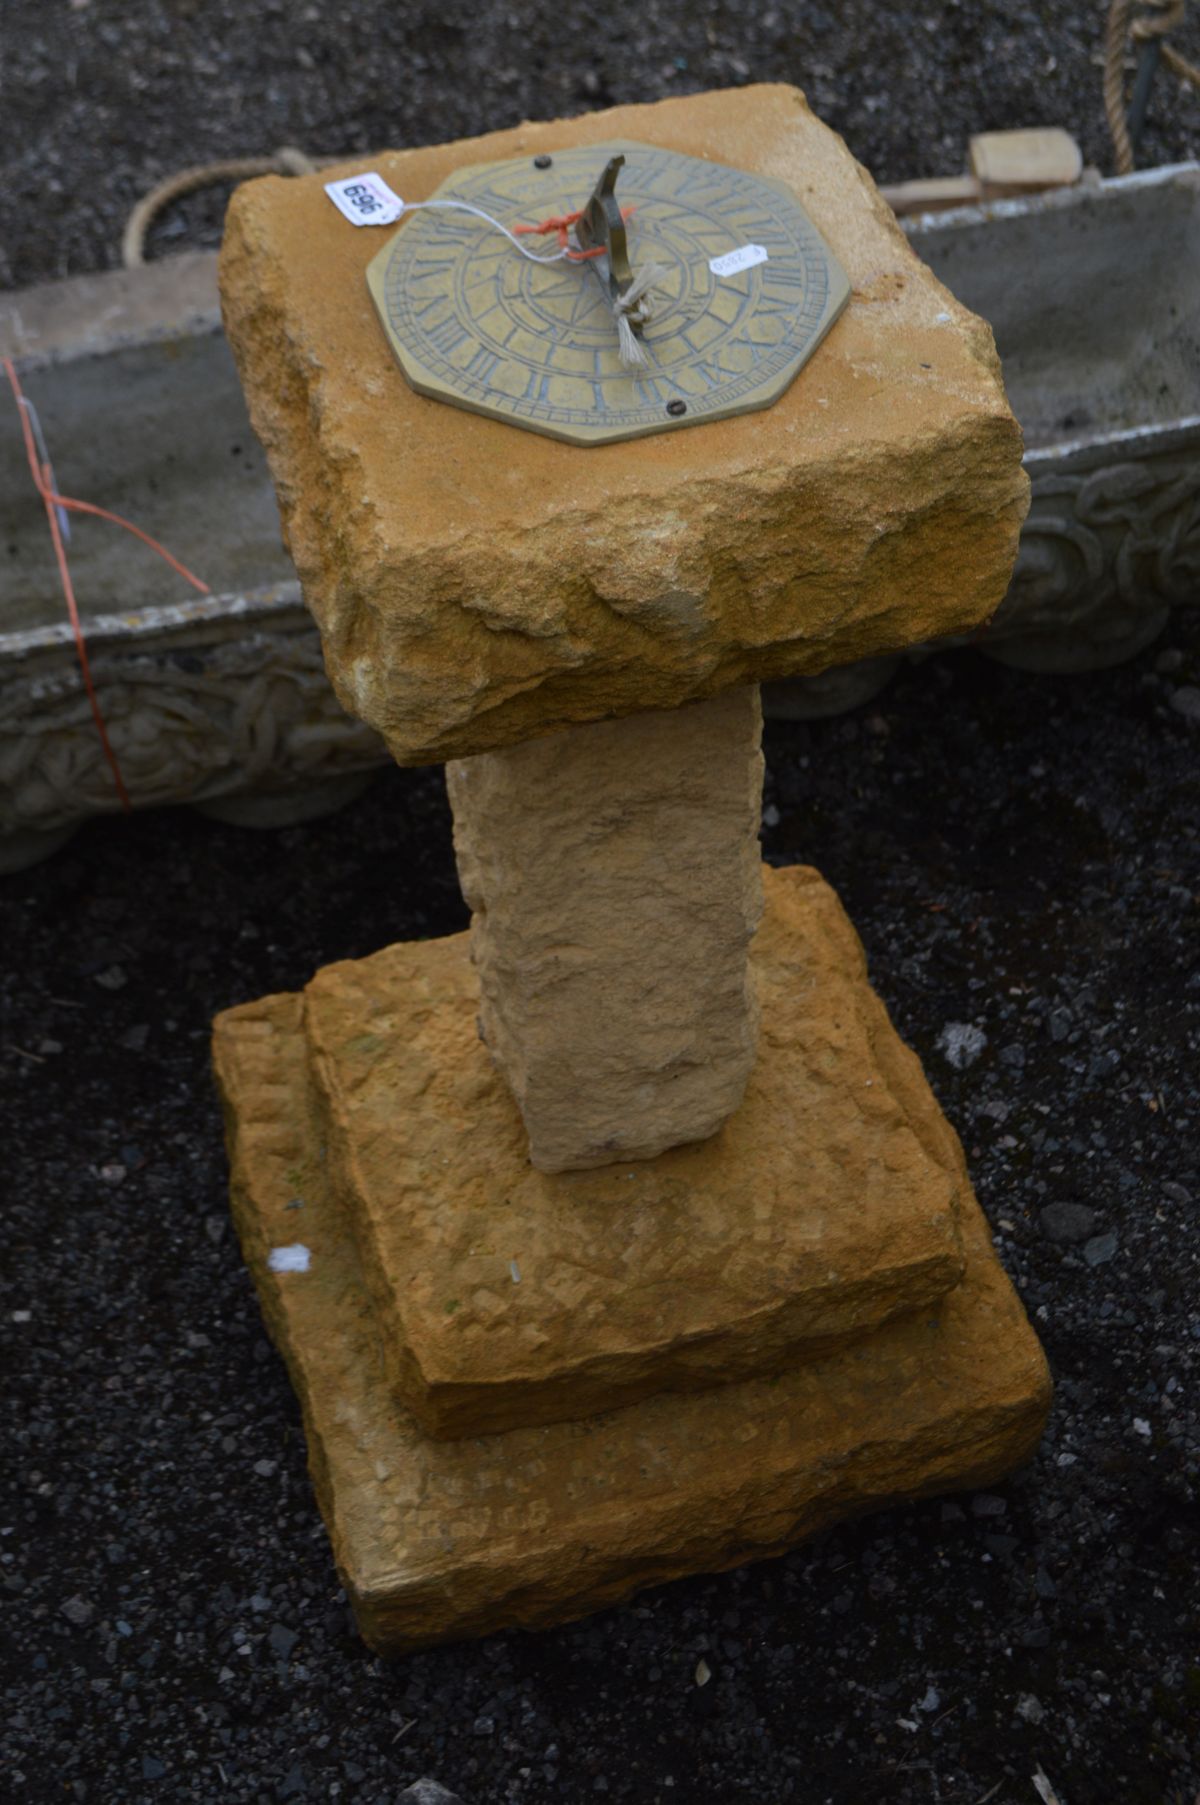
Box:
left=427, top=315, right=471, bottom=356
left=465, top=346, right=501, bottom=383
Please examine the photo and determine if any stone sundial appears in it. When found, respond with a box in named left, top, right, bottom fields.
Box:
left=214, top=86, right=1050, bottom=1655
left=365, top=141, right=850, bottom=444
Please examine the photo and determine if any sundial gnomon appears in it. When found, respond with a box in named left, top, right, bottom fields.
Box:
left=366, top=141, right=851, bottom=446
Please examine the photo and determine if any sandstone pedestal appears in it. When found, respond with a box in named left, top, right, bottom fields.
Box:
left=215, top=83, right=1047, bottom=1652
left=447, top=687, right=765, bottom=1171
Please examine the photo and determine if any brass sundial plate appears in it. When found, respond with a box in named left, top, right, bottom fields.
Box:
left=365, top=141, right=851, bottom=447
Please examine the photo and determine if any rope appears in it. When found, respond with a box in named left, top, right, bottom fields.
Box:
left=1161, top=36, right=1200, bottom=84
left=122, top=146, right=328, bottom=267
left=1105, top=0, right=1137, bottom=173
left=611, top=263, right=671, bottom=368
left=1104, top=0, right=1198, bottom=175
left=1132, top=0, right=1188, bottom=41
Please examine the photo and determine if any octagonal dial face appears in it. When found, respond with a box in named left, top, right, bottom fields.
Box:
left=366, top=141, right=850, bottom=447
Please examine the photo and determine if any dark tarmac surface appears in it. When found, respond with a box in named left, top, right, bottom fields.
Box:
left=3, top=4, right=1200, bottom=1804
left=2, top=0, right=1200, bottom=288
left=3, top=619, right=1200, bottom=1805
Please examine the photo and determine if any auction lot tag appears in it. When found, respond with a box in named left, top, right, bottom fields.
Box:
left=709, top=243, right=769, bottom=278
left=325, top=173, right=404, bottom=226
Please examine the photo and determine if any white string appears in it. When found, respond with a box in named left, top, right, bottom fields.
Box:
left=400, top=199, right=666, bottom=367
left=399, top=199, right=574, bottom=264
left=611, top=262, right=671, bottom=368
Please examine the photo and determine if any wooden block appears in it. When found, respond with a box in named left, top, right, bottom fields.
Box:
left=879, top=175, right=981, bottom=217
left=969, top=128, right=1083, bottom=193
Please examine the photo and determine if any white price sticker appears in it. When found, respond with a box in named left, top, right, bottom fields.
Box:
left=324, top=172, right=404, bottom=227
left=709, top=243, right=769, bottom=278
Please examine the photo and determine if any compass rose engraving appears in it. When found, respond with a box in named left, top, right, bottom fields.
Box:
left=366, top=140, right=850, bottom=446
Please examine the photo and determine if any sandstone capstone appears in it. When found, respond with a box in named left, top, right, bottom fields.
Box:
left=218, top=84, right=1028, bottom=765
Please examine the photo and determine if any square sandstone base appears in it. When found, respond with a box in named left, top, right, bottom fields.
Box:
left=213, top=869, right=1050, bottom=1655
left=300, top=865, right=971, bottom=1439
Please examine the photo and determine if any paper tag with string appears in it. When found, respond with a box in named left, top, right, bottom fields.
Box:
left=325, top=173, right=404, bottom=226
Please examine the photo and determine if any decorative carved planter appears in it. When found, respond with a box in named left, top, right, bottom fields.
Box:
left=0, top=256, right=385, bottom=869
left=986, top=434, right=1198, bottom=672
left=0, top=584, right=382, bottom=868
left=2, top=167, right=1197, bottom=864
left=919, top=162, right=1199, bottom=673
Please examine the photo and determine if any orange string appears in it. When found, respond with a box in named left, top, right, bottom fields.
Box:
left=5, top=355, right=212, bottom=812
left=513, top=203, right=636, bottom=261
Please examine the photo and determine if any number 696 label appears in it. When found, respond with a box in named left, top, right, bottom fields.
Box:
left=324, top=172, right=404, bottom=226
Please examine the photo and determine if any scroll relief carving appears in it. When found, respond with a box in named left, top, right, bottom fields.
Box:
left=0, top=625, right=386, bottom=835
left=986, top=455, right=1200, bottom=653
left=6, top=452, right=1197, bottom=836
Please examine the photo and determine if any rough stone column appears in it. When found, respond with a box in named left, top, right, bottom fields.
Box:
left=446, top=685, right=764, bottom=1172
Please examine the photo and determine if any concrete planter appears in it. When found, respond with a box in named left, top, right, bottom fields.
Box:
left=914, top=162, right=1200, bottom=674
left=0, top=254, right=383, bottom=868
left=771, top=162, right=1200, bottom=711
left=2, top=165, right=1197, bottom=862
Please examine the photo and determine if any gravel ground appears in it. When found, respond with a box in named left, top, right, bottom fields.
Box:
left=2, top=0, right=1199, bottom=289
left=3, top=617, right=1199, bottom=1805
left=3, top=4, right=1200, bottom=1804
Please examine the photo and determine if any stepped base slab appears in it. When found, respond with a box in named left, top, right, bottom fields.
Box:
left=213, top=869, right=1051, bottom=1655
left=300, top=866, right=967, bottom=1439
